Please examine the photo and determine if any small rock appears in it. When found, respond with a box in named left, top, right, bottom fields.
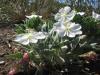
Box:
left=0, top=61, right=5, bottom=65
left=0, top=53, right=5, bottom=57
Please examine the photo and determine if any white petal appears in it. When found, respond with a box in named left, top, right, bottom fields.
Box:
left=66, top=10, right=76, bottom=21
left=59, top=8, right=64, bottom=13
left=77, top=12, right=85, bottom=16
left=26, top=15, right=42, bottom=19
left=53, top=22, right=62, bottom=31
left=50, top=22, right=63, bottom=34
left=30, top=38, right=38, bottom=43
left=92, top=11, right=96, bottom=18
left=55, top=13, right=60, bottom=21
left=58, top=30, right=66, bottom=37
left=92, top=11, right=100, bottom=20
left=54, top=22, right=61, bottom=26
left=26, top=15, right=34, bottom=19
left=64, top=6, right=71, bottom=13
left=34, top=32, right=47, bottom=39
left=53, top=23, right=66, bottom=37
left=38, top=16, right=42, bottom=18
left=96, top=15, right=100, bottom=20
left=71, top=23, right=82, bottom=31
left=21, top=39, right=29, bottom=45
left=14, top=34, right=28, bottom=42
left=72, top=30, right=82, bottom=35
left=67, top=32, right=75, bottom=37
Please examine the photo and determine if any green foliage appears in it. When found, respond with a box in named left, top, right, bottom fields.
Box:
left=73, top=15, right=100, bottom=36
left=7, top=51, right=23, bottom=60
left=0, top=0, right=66, bottom=23
left=15, top=17, right=43, bottom=34
left=25, top=17, right=43, bottom=31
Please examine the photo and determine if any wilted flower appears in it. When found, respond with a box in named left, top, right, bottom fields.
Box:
left=55, top=6, right=76, bottom=22
left=92, top=11, right=100, bottom=20
left=14, top=30, right=47, bottom=45
left=52, top=21, right=82, bottom=37
left=79, top=51, right=97, bottom=61
left=26, top=14, right=42, bottom=19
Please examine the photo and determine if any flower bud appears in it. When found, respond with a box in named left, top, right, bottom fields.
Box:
left=23, top=52, right=29, bottom=62
left=8, top=68, right=16, bottom=75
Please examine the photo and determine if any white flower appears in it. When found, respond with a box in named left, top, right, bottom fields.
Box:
left=92, top=11, right=100, bottom=20
left=52, top=21, right=82, bottom=37
left=55, top=6, right=76, bottom=22
left=77, top=12, right=85, bottom=16
left=14, top=31, right=47, bottom=45
left=26, top=14, right=42, bottom=19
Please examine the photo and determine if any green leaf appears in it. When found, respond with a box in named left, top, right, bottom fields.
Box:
left=6, top=52, right=23, bottom=60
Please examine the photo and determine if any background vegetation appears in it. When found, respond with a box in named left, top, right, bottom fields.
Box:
left=0, top=0, right=100, bottom=24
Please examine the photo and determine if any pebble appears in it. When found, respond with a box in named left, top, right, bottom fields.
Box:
left=0, top=61, right=5, bottom=65
left=0, top=53, right=5, bottom=57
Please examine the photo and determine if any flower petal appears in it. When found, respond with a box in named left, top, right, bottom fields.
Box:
left=92, top=11, right=100, bottom=20
left=55, top=13, right=60, bottom=21
left=30, top=38, right=38, bottom=43
left=67, top=32, right=75, bottom=37
left=26, top=15, right=42, bottom=19
left=58, top=30, right=66, bottom=37
left=64, top=6, right=71, bottom=13
left=77, top=12, right=85, bottom=16
left=20, top=39, right=29, bottom=45
left=66, top=10, right=76, bottom=21
left=59, top=8, right=64, bottom=13
left=34, top=32, right=47, bottom=39
left=71, top=30, right=82, bottom=35
left=71, top=24, right=82, bottom=31
left=14, top=34, right=28, bottom=42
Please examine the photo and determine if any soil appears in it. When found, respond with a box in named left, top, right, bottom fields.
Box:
left=0, top=25, right=18, bottom=75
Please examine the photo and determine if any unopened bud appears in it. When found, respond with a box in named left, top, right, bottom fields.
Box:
left=8, top=68, right=16, bottom=75
left=23, top=52, right=29, bottom=62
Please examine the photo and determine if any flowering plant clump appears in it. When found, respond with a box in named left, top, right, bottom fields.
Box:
left=8, top=6, right=100, bottom=75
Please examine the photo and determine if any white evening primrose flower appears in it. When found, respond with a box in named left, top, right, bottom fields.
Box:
left=55, top=6, right=76, bottom=22
left=52, top=21, right=82, bottom=37
left=14, top=31, right=47, bottom=45
left=92, top=11, right=100, bottom=20
left=26, top=14, right=42, bottom=19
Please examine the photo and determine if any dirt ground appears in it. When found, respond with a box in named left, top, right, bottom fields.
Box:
left=0, top=25, right=18, bottom=75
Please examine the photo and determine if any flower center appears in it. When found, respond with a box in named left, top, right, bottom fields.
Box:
left=61, top=13, right=67, bottom=17
left=27, top=33, right=33, bottom=39
left=64, top=22, right=71, bottom=32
